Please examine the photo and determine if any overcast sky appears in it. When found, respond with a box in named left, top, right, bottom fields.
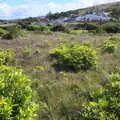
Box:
left=0, top=0, right=119, bottom=19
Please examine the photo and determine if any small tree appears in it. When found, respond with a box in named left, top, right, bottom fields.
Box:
left=46, top=11, right=53, bottom=20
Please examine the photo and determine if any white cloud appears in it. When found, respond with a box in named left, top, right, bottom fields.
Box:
left=0, top=3, right=12, bottom=18
left=0, top=0, right=120, bottom=19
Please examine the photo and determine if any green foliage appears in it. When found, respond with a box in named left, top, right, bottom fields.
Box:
left=102, top=40, right=116, bottom=53
left=50, top=44, right=97, bottom=70
left=17, top=17, right=38, bottom=29
left=0, top=28, right=8, bottom=37
left=71, top=22, right=120, bottom=34
left=102, top=22, right=120, bottom=33
left=0, top=97, right=13, bottom=120
left=74, top=23, right=99, bottom=31
left=2, top=25, right=22, bottom=40
left=73, top=23, right=85, bottom=30
left=84, top=23, right=100, bottom=31
left=0, top=49, right=14, bottom=65
left=50, top=25, right=70, bottom=33
left=26, top=25, right=49, bottom=31
left=73, top=23, right=102, bottom=33
left=21, top=47, right=32, bottom=57
left=110, top=5, right=120, bottom=22
left=46, top=12, right=70, bottom=20
left=82, top=73, right=120, bottom=120
left=0, top=66, right=39, bottom=120
left=2, top=32, right=13, bottom=40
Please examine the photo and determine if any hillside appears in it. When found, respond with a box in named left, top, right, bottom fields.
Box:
left=68, top=1, right=120, bottom=15
left=47, top=1, right=120, bottom=19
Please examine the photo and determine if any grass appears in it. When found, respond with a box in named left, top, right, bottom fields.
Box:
left=70, top=30, right=88, bottom=34
left=0, top=30, right=120, bottom=119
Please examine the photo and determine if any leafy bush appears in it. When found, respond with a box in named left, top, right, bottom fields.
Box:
left=0, top=49, right=14, bottom=65
left=74, top=23, right=101, bottom=33
left=2, top=25, right=22, bottom=40
left=27, top=25, right=49, bottom=31
left=50, top=44, right=97, bottom=70
left=82, top=73, right=120, bottom=119
left=0, top=66, right=38, bottom=119
left=84, top=23, right=99, bottom=31
left=2, top=32, right=13, bottom=39
left=102, top=22, right=120, bottom=33
left=0, top=97, right=13, bottom=120
left=0, top=28, right=8, bottom=37
left=50, top=25, right=70, bottom=33
left=102, top=40, right=116, bottom=53
left=74, top=23, right=85, bottom=30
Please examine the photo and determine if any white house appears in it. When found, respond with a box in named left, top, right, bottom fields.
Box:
left=75, top=16, right=85, bottom=22
left=53, top=17, right=69, bottom=24
left=53, top=12, right=110, bottom=24
left=75, top=13, right=110, bottom=22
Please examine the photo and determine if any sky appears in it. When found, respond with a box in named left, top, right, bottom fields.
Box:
left=0, top=0, right=120, bottom=19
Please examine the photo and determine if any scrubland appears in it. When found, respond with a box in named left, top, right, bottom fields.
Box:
left=0, top=26, right=119, bottom=119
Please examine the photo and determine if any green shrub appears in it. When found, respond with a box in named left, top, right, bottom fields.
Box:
left=82, top=73, right=120, bottom=119
left=2, top=32, right=13, bottom=39
left=50, top=25, right=70, bottom=33
left=102, top=22, right=120, bottom=33
left=0, top=66, right=39, bottom=119
left=0, top=28, right=8, bottom=37
left=102, top=40, right=116, bottom=53
left=73, top=23, right=85, bottom=30
left=50, top=44, right=97, bottom=70
left=17, top=21, right=31, bottom=29
left=0, top=49, right=14, bottom=65
left=74, top=23, right=101, bottom=33
left=27, top=25, right=49, bottom=31
left=84, top=23, right=99, bottom=31
left=0, top=97, right=13, bottom=120
left=2, top=25, right=22, bottom=40
left=110, top=5, right=120, bottom=22
left=21, top=47, right=32, bottom=57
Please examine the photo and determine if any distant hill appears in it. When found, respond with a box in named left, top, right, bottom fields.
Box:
left=46, top=1, right=120, bottom=20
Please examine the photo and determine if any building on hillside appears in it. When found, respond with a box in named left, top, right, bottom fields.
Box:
left=75, top=16, right=85, bottom=22
left=75, top=13, right=110, bottom=22
left=53, top=17, right=69, bottom=24
left=53, top=12, right=110, bottom=24
left=66, top=14, right=79, bottom=23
